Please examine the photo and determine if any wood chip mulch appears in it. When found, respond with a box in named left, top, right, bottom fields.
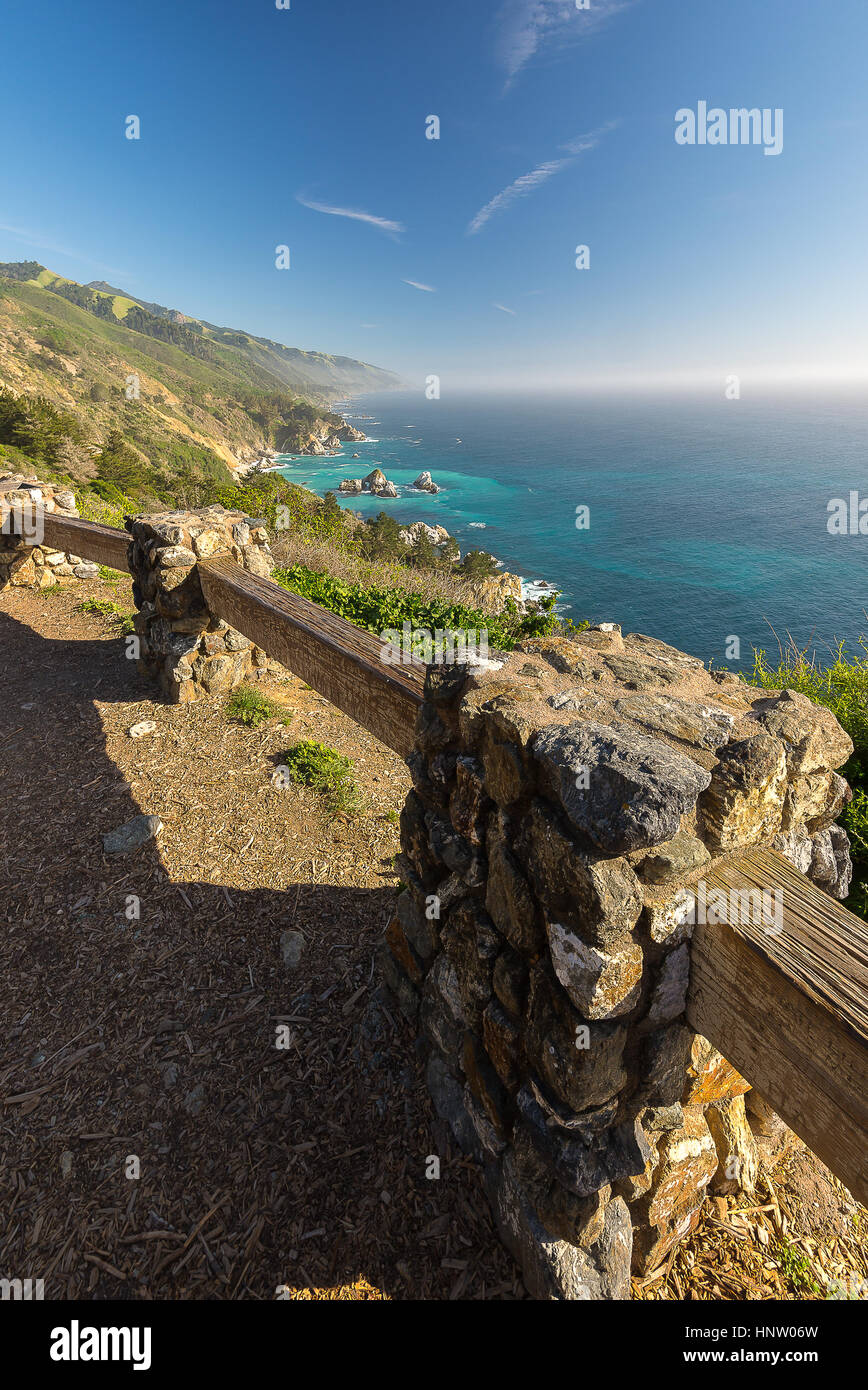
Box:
left=0, top=578, right=522, bottom=1300
left=634, top=1156, right=866, bottom=1301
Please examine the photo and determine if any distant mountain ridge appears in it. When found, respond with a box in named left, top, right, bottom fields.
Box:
left=0, top=260, right=399, bottom=399
left=0, top=260, right=398, bottom=486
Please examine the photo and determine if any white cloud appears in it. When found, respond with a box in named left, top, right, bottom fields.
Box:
left=402, top=279, right=437, bottom=292
left=467, top=124, right=613, bottom=235
left=493, top=303, right=517, bottom=315
left=494, top=0, right=634, bottom=83
left=468, top=158, right=570, bottom=235
left=296, top=195, right=404, bottom=237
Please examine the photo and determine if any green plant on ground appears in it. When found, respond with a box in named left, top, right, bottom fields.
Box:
left=226, top=685, right=282, bottom=728
left=280, top=740, right=361, bottom=817
left=773, top=1239, right=823, bottom=1297
left=76, top=596, right=135, bottom=635
left=748, top=637, right=868, bottom=918
left=97, top=564, right=127, bottom=585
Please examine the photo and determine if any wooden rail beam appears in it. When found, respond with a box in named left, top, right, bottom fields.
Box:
left=13, top=506, right=132, bottom=573
left=688, top=846, right=868, bottom=1204
left=199, top=555, right=425, bottom=758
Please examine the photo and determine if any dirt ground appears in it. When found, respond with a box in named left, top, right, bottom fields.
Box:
left=0, top=576, right=863, bottom=1300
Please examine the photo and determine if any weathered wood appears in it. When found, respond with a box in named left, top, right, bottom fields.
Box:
left=199, top=555, right=425, bottom=757
left=37, top=511, right=131, bottom=572
left=688, top=847, right=868, bottom=1204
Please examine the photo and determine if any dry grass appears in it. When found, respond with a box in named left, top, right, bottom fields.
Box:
left=269, top=531, right=507, bottom=616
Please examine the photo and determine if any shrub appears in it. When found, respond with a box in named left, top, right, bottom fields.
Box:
left=280, top=740, right=361, bottom=816
left=272, top=563, right=560, bottom=651
left=227, top=686, right=281, bottom=728
left=748, top=638, right=868, bottom=917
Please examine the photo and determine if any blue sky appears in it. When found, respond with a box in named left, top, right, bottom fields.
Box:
left=2, top=0, right=867, bottom=390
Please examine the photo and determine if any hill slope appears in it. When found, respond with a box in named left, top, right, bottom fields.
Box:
left=0, top=260, right=398, bottom=483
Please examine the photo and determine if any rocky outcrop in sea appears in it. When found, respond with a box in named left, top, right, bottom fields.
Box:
left=340, top=467, right=397, bottom=497
left=412, top=470, right=439, bottom=493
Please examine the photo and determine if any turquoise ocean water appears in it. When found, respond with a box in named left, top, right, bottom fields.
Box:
left=272, top=388, right=868, bottom=666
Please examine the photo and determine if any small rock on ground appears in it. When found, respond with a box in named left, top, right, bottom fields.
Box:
left=101, top=814, right=162, bottom=856
left=280, top=929, right=305, bottom=970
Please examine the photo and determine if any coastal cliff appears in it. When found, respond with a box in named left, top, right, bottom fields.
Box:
left=294, top=418, right=366, bottom=456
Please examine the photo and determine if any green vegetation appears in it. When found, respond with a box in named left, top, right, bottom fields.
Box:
left=226, top=685, right=285, bottom=728
left=773, top=1239, right=823, bottom=1298
left=273, top=562, right=560, bottom=652
left=97, top=565, right=127, bottom=585
left=0, top=387, right=81, bottom=467
left=280, top=740, right=361, bottom=817
left=749, top=640, right=868, bottom=917
left=75, top=597, right=135, bottom=635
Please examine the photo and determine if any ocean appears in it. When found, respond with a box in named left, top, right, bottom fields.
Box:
left=273, top=388, right=868, bottom=668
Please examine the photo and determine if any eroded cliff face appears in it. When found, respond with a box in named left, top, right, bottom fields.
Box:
left=296, top=419, right=366, bottom=456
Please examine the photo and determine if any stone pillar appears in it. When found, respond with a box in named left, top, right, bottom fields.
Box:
left=126, top=505, right=274, bottom=703
left=0, top=473, right=88, bottom=589
left=381, top=625, right=853, bottom=1298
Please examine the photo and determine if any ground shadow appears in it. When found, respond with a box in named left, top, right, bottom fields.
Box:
left=0, top=607, right=516, bottom=1300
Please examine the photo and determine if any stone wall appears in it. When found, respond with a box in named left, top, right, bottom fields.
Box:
left=0, top=473, right=99, bottom=588
left=126, top=506, right=274, bottom=703
left=381, top=624, right=854, bottom=1298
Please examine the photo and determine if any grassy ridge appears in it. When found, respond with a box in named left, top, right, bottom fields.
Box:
left=0, top=260, right=398, bottom=494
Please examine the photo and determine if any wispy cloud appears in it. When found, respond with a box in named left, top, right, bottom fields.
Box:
left=493, top=303, right=517, bottom=315
left=467, top=124, right=614, bottom=235
left=402, top=279, right=437, bottom=292
left=296, top=195, right=404, bottom=237
left=494, top=0, right=634, bottom=83
left=468, top=158, right=569, bottom=235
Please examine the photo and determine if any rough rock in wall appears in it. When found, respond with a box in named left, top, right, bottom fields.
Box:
left=0, top=473, right=92, bottom=588
left=380, top=624, right=853, bottom=1296
left=126, top=506, right=274, bottom=702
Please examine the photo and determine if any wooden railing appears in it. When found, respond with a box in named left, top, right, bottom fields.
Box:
left=199, top=556, right=425, bottom=758
left=11, top=508, right=868, bottom=1203
left=689, top=848, right=868, bottom=1205
left=40, top=512, right=132, bottom=574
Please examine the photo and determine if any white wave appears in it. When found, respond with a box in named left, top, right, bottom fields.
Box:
left=523, top=578, right=559, bottom=602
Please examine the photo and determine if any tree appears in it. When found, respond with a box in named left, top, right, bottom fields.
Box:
left=362, top=511, right=404, bottom=562
left=458, top=549, right=500, bottom=580
left=408, top=529, right=437, bottom=570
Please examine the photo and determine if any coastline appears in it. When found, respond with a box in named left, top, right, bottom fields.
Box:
left=251, top=392, right=559, bottom=606
left=234, top=391, right=559, bottom=607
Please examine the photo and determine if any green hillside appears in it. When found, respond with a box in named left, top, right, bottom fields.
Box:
left=0, top=260, right=398, bottom=504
